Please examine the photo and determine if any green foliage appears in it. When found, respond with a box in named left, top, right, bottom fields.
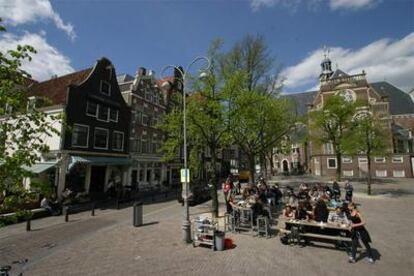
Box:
left=309, top=95, right=357, bottom=180
left=0, top=20, right=59, bottom=197
left=29, top=178, right=53, bottom=197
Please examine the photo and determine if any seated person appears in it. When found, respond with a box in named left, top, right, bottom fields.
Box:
left=313, top=198, right=329, bottom=222
left=49, top=193, right=61, bottom=214
left=328, top=206, right=349, bottom=225
left=295, top=202, right=311, bottom=220
left=283, top=205, right=295, bottom=219
left=329, top=197, right=339, bottom=209
left=41, top=196, right=60, bottom=216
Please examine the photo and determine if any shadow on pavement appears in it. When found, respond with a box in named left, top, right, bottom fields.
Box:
left=141, top=221, right=159, bottom=227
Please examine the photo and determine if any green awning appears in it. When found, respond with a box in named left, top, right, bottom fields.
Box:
left=69, top=156, right=131, bottom=170
left=23, top=162, right=57, bottom=174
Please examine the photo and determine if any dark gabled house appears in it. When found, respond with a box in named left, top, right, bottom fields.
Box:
left=28, top=57, right=131, bottom=199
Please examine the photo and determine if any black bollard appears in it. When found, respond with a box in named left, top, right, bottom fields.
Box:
left=64, top=206, right=69, bottom=222
left=165, top=190, right=168, bottom=198
left=91, top=202, right=95, bottom=216
left=26, top=218, right=31, bottom=231
left=116, top=198, right=120, bottom=210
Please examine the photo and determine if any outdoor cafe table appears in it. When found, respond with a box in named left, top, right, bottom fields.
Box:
left=229, top=202, right=254, bottom=232
left=282, top=219, right=352, bottom=244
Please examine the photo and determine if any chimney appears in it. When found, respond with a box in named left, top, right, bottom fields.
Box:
left=137, top=67, right=146, bottom=77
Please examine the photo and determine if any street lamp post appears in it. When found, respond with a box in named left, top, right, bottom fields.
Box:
left=161, top=57, right=210, bottom=243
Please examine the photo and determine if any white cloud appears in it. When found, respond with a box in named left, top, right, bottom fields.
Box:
left=0, top=0, right=76, bottom=41
left=0, top=32, right=74, bottom=81
left=281, top=32, right=414, bottom=92
left=249, top=0, right=379, bottom=11
left=330, top=0, right=379, bottom=10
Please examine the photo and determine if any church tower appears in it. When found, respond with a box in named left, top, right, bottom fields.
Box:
left=319, top=47, right=333, bottom=81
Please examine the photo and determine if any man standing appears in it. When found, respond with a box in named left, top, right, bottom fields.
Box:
left=345, top=180, right=354, bottom=202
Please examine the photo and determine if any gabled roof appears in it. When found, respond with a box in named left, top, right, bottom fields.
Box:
left=370, top=82, right=414, bottom=115
left=117, top=74, right=134, bottom=83
left=282, top=91, right=317, bottom=116
left=330, top=69, right=349, bottom=80
left=28, top=68, right=92, bottom=105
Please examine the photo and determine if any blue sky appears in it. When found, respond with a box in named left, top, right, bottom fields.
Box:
left=0, top=0, right=413, bottom=93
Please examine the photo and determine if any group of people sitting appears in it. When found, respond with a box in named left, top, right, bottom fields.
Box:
left=223, top=175, right=283, bottom=224
left=282, top=181, right=374, bottom=264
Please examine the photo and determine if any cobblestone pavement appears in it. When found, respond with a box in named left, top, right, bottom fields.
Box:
left=1, top=177, right=413, bottom=275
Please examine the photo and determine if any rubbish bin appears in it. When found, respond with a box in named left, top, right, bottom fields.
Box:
left=214, top=231, right=225, bottom=251
left=133, top=201, right=143, bottom=227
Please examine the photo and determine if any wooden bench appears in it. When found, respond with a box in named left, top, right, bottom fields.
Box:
left=280, top=229, right=351, bottom=242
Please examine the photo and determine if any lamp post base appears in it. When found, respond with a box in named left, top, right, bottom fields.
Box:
left=182, top=219, right=192, bottom=243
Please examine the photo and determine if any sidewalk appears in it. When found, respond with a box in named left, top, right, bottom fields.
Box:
left=1, top=185, right=413, bottom=275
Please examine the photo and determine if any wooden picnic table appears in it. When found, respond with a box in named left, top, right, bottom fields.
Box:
left=281, top=219, right=352, bottom=244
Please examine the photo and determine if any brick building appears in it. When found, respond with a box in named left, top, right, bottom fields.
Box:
left=118, top=68, right=181, bottom=190
left=275, top=56, right=414, bottom=178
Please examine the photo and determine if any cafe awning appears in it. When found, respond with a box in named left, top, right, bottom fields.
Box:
left=23, top=161, right=57, bottom=174
left=69, top=155, right=131, bottom=170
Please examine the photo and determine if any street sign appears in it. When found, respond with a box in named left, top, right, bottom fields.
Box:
left=180, top=168, right=190, bottom=183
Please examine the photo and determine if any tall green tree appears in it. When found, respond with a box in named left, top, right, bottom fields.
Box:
left=228, top=85, right=296, bottom=183
left=220, top=34, right=289, bottom=180
left=343, top=111, right=389, bottom=195
left=309, top=95, right=356, bottom=181
left=0, top=21, right=58, bottom=196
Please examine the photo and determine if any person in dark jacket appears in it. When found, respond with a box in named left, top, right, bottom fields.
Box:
left=345, top=181, right=354, bottom=202
left=348, top=203, right=374, bottom=264
left=313, top=198, right=329, bottom=222
left=332, top=181, right=341, bottom=201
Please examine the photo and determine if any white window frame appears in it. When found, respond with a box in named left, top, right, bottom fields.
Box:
left=110, top=108, right=119, bottom=122
left=100, top=80, right=111, bottom=96
left=392, top=156, right=403, bottom=163
left=112, top=131, right=124, bottom=151
left=86, top=101, right=98, bottom=117
left=97, top=105, right=110, bottom=122
left=71, top=124, right=89, bottom=148
left=342, top=157, right=352, bottom=164
left=27, top=96, right=37, bottom=110
left=94, top=127, right=109, bottom=150
left=343, top=170, right=353, bottom=177
left=376, top=170, right=387, bottom=177
left=393, top=170, right=405, bottom=177
left=105, top=65, right=112, bottom=80
left=374, top=157, right=386, bottom=163
left=327, top=158, right=337, bottom=169
left=358, top=157, right=368, bottom=164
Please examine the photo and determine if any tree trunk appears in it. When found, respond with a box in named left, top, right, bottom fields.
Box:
left=210, top=147, right=219, bottom=218
left=336, top=152, right=342, bottom=181
left=269, top=152, right=274, bottom=176
left=367, top=155, right=372, bottom=195
left=248, top=154, right=256, bottom=184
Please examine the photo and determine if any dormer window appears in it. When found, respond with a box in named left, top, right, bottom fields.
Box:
left=100, top=80, right=111, bottom=96
left=105, top=65, right=112, bottom=80
left=27, top=96, right=37, bottom=110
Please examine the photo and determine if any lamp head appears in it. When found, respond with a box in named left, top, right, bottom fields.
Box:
left=198, top=71, right=209, bottom=81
